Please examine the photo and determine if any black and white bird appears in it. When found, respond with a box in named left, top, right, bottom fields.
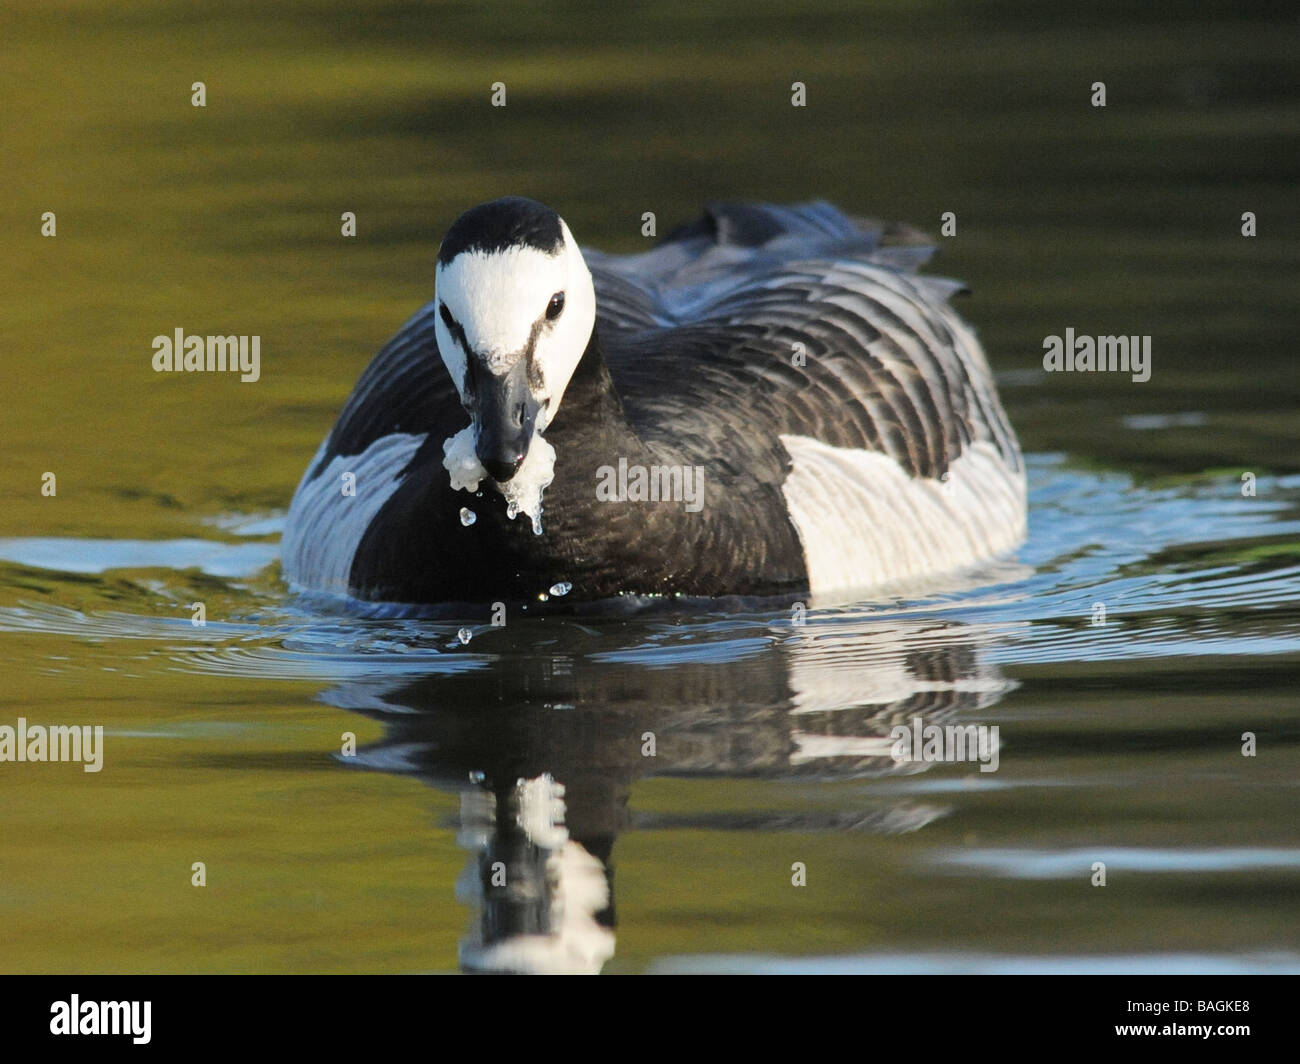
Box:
left=283, top=197, right=1026, bottom=609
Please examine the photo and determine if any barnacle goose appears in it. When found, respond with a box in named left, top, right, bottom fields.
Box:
left=283, top=197, right=1026, bottom=607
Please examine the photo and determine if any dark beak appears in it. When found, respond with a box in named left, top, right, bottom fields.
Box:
left=471, top=358, right=540, bottom=483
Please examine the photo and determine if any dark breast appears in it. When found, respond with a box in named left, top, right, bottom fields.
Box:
left=345, top=352, right=810, bottom=606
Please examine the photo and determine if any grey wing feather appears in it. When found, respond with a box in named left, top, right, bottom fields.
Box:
left=590, top=201, right=1017, bottom=482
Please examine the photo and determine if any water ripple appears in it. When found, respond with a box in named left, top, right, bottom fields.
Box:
left=931, top=847, right=1300, bottom=878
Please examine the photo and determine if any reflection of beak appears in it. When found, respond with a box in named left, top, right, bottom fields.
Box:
left=471, top=358, right=540, bottom=483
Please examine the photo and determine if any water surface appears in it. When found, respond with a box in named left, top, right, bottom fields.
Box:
left=1, top=0, right=1297, bottom=973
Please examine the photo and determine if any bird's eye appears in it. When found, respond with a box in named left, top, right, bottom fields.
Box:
left=545, top=292, right=565, bottom=321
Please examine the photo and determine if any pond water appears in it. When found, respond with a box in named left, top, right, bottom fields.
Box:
left=1, top=0, right=1296, bottom=973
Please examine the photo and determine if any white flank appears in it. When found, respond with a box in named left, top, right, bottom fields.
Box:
left=282, top=433, right=426, bottom=593
left=779, top=437, right=1026, bottom=600
left=442, top=425, right=556, bottom=533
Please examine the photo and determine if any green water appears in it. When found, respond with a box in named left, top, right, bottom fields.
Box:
left=1, top=0, right=1297, bottom=972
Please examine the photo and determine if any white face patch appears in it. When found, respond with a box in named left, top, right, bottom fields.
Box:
left=434, top=216, right=596, bottom=529
left=433, top=219, right=596, bottom=425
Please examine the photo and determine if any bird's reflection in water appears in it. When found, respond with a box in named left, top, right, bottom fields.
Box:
left=324, top=613, right=1018, bottom=973
left=456, top=775, right=615, bottom=973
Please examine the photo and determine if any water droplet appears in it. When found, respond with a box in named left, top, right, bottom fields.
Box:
left=537, top=593, right=549, bottom=602
left=459, top=507, right=476, bottom=526
left=549, top=581, right=572, bottom=597
left=531, top=512, right=543, bottom=535
left=506, top=500, right=519, bottom=520
left=457, top=627, right=472, bottom=645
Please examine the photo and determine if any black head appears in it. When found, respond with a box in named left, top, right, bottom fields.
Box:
left=436, top=197, right=565, bottom=267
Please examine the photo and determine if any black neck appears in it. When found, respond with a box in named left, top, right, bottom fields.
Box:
left=548, top=325, right=637, bottom=449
